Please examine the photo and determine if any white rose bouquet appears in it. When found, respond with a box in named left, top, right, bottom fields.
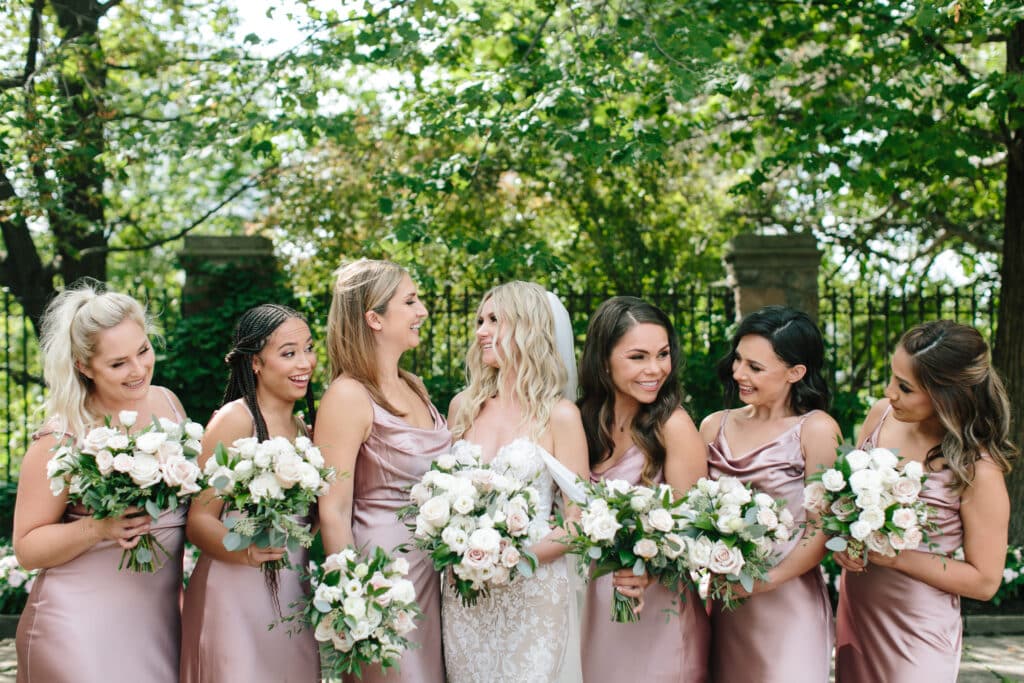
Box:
left=803, top=446, right=932, bottom=562
left=0, top=545, right=38, bottom=614
left=205, top=434, right=335, bottom=571
left=565, top=478, right=693, bottom=623
left=398, top=443, right=541, bottom=607
left=678, top=476, right=794, bottom=610
left=47, top=412, right=204, bottom=572
left=296, top=546, right=420, bottom=679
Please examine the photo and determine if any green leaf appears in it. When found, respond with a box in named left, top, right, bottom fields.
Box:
left=223, top=532, right=246, bottom=552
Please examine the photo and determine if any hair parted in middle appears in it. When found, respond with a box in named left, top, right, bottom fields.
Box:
left=223, top=303, right=317, bottom=441
left=716, top=305, right=831, bottom=415
left=450, top=281, right=566, bottom=441
left=578, top=296, right=682, bottom=485
left=325, top=258, right=429, bottom=416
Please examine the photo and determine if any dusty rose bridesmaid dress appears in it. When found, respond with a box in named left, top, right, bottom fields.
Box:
left=344, top=395, right=451, bottom=683
left=706, top=410, right=834, bottom=683
left=836, top=405, right=965, bottom=681
left=16, top=506, right=186, bottom=682
left=582, top=445, right=710, bottom=683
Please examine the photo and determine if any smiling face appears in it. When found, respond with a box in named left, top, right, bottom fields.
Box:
left=253, top=317, right=317, bottom=403
left=884, top=345, right=936, bottom=424
left=731, top=334, right=804, bottom=407
left=608, top=323, right=671, bottom=406
left=80, top=319, right=154, bottom=405
left=372, top=273, right=428, bottom=351
left=475, top=296, right=503, bottom=369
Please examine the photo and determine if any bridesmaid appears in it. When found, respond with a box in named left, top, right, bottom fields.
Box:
left=698, top=305, right=840, bottom=683
left=316, top=259, right=450, bottom=682
left=13, top=282, right=188, bottom=682
left=180, top=304, right=320, bottom=682
left=835, top=321, right=1016, bottom=680
left=578, top=297, right=710, bottom=683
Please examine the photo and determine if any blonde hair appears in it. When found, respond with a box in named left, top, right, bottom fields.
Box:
left=451, top=281, right=566, bottom=441
left=39, top=280, right=151, bottom=438
left=325, top=259, right=428, bottom=415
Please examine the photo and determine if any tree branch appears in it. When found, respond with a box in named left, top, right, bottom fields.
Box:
left=1, top=0, right=45, bottom=91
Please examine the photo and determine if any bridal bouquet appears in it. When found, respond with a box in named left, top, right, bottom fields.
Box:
left=399, top=444, right=541, bottom=606
left=205, top=434, right=335, bottom=570
left=679, top=476, right=794, bottom=610
left=566, top=478, right=693, bottom=623
left=299, top=546, right=420, bottom=678
left=47, top=411, right=204, bottom=572
left=803, top=447, right=931, bottom=562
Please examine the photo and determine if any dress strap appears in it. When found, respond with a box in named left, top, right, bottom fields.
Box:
left=860, top=404, right=892, bottom=449
left=716, top=409, right=731, bottom=441
left=159, top=387, right=183, bottom=421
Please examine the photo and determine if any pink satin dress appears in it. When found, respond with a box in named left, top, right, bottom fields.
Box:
left=836, top=405, right=965, bottom=681
left=179, top=407, right=320, bottom=682
left=582, top=445, right=710, bottom=683
left=17, top=393, right=188, bottom=683
left=706, top=410, right=834, bottom=683
left=345, top=395, right=451, bottom=683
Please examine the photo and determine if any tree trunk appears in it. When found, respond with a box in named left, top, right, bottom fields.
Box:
left=995, top=20, right=1024, bottom=548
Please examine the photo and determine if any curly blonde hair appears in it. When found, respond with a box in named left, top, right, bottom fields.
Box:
left=450, top=281, right=566, bottom=441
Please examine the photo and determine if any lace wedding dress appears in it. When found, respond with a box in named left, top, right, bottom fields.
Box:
left=441, top=438, right=584, bottom=683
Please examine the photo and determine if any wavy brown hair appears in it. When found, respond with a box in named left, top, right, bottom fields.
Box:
left=578, top=297, right=682, bottom=485
left=899, top=320, right=1017, bottom=491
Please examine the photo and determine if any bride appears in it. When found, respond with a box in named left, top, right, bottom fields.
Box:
left=443, top=281, right=589, bottom=683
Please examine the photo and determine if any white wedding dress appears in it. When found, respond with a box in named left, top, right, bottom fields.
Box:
left=442, top=438, right=584, bottom=683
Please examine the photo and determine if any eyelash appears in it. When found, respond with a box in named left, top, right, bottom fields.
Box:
left=112, top=346, right=150, bottom=368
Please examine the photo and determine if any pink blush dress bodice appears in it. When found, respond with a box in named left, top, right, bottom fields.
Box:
left=836, top=405, right=965, bottom=682
left=347, top=396, right=451, bottom=683
left=582, top=445, right=710, bottom=683
left=705, top=410, right=834, bottom=683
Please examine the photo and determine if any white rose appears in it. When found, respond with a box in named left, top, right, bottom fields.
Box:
left=343, top=595, right=367, bottom=620
left=500, top=545, right=521, bottom=568
left=630, top=492, right=654, bottom=512
left=157, top=418, right=182, bottom=439
left=389, top=557, right=410, bottom=575
left=849, top=468, right=883, bottom=495
left=858, top=506, right=886, bottom=531
left=106, top=433, right=129, bottom=451
left=304, top=446, right=324, bottom=469
left=707, top=541, right=745, bottom=575
left=849, top=520, right=872, bottom=541
left=49, top=477, right=65, bottom=496
left=297, top=463, right=322, bottom=491
left=234, top=459, right=255, bottom=480
left=686, top=536, right=714, bottom=568
left=118, top=410, right=138, bottom=428
left=253, top=445, right=273, bottom=469
left=721, top=486, right=752, bottom=507
left=467, top=527, right=501, bottom=556
left=844, top=449, right=871, bottom=471
left=415, top=516, right=437, bottom=538
left=331, top=630, right=354, bottom=652
left=441, top=526, right=469, bottom=554
left=756, top=506, right=779, bottom=528
left=420, top=496, right=451, bottom=529
left=183, top=421, right=204, bottom=440
left=273, top=453, right=304, bottom=487
left=393, top=609, right=417, bottom=635
left=112, top=452, right=134, bottom=473
left=504, top=508, right=530, bottom=537
left=436, top=454, right=457, bottom=470
left=156, top=440, right=184, bottom=464
left=452, top=494, right=475, bottom=516
left=891, top=477, right=922, bottom=505
left=82, top=426, right=118, bottom=453
left=647, top=508, right=675, bottom=533
left=714, top=505, right=744, bottom=534
left=95, top=449, right=115, bottom=476
left=249, top=472, right=284, bottom=503
left=821, top=469, right=846, bottom=492
left=582, top=511, right=621, bottom=542
left=902, top=526, right=923, bottom=550
left=902, top=460, right=924, bottom=480
left=409, top=483, right=432, bottom=505
left=633, top=538, right=659, bottom=559
left=778, top=508, right=794, bottom=528
left=717, top=476, right=742, bottom=495
left=314, top=619, right=335, bottom=642
left=802, top=481, right=829, bottom=513
left=134, top=431, right=168, bottom=454
left=855, top=489, right=881, bottom=509
left=869, top=448, right=899, bottom=471
left=162, top=457, right=201, bottom=495
left=753, top=493, right=774, bottom=508
left=662, top=533, right=685, bottom=559
left=387, top=579, right=416, bottom=605
left=865, top=530, right=896, bottom=557
left=888, top=531, right=908, bottom=551
left=207, top=465, right=236, bottom=492
left=891, top=507, right=918, bottom=530
left=606, top=479, right=631, bottom=495
left=234, top=437, right=259, bottom=459
left=128, top=454, right=163, bottom=488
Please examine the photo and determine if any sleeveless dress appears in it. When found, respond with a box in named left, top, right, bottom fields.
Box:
left=442, top=438, right=584, bottom=683
left=179, top=404, right=320, bottom=682
left=582, top=445, right=710, bottom=683
left=16, top=389, right=187, bottom=683
left=835, top=405, right=965, bottom=681
left=705, top=410, right=834, bottom=683
left=346, top=396, right=451, bottom=683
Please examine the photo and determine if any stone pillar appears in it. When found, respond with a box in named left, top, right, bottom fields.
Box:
left=723, top=233, right=822, bottom=321
left=178, top=235, right=275, bottom=316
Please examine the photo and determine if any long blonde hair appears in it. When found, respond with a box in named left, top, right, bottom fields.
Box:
left=899, top=320, right=1017, bottom=491
left=39, top=280, right=151, bottom=438
left=325, top=259, right=428, bottom=415
left=450, top=281, right=566, bottom=441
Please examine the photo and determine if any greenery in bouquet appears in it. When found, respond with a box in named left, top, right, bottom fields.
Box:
left=297, top=546, right=421, bottom=678
left=803, top=446, right=933, bottom=563
left=398, top=444, right=541, bottom=607
left=205, top=434, right=335, bottom=572
left=994, top=545, right=1024, bottom=607
left=679, top=476, right=794, bottom=610
left=0, top=545, right=38, bottom=614
left=566, top=478, right=693, bottom=623
left=46, top=411, right=204, bottom=572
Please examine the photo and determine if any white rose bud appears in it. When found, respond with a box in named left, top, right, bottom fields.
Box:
left=633, top=538, right=659, bottom=559
left=891, top=507, right=918, bottom=530
left=128, top=454, right=163, bottom=488
left=183, top=421, right=204, bottom=440
left=849, top=520, right=872, bottom=541
left=844, top=449, right=871, bottom=471
left=118, top=410, right=138, bottom=428
left=647, top=508, right=675, bottom=533
left=902, top=460, right=924, bottom=480
left=821, top=469, right=846, bottom=492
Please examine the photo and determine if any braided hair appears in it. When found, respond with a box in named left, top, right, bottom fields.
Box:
left=223, top=304, right=317, bottom=440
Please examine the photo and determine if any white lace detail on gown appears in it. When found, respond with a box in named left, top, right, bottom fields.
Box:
left=442, top=439, right=584, bottom=683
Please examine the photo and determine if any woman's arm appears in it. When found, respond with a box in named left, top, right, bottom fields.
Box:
left=185, top=402, right=283, bottom=566
left=315, top=378, right=374, bottom=555
left=663, top=409, right=709, bottom=494
left=13, top=434, right=151, bottom=570
left=864, top=458, right=1008, bottom=600
left=530, top=399, right=590, bottom=565
left=751, top=411, right=841, bottom=594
